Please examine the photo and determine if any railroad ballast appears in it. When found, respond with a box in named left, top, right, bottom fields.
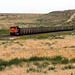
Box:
left=10, top=26, right=75, bottom=35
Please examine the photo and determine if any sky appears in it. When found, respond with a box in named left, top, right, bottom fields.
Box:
left=0, top=0, right=75, bottom=13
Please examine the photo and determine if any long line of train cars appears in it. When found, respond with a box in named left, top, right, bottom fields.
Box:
left=10, top=25, right=75, bottom=35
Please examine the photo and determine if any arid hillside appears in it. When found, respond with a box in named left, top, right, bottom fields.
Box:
left=0, top=9, right=75, bottom=29
left=0, top=13, right=44, bottom=29
left=0, top=9, right=75, bottom=75
left=36, top=9, right=75, bottom=26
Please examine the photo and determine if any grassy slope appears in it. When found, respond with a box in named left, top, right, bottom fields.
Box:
left=15, top=30, right=75, bottom=40
left=0, top=29, right=9, bottom=35
left=0, top=56, right=74, bottom=71
left=0, top=14, right=44, bottom=29
left=36, top=9, right=75, bottom=26
left=0, top=9, right=75, bottom=29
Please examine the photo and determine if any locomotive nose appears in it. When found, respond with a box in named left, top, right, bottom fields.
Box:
left=11, top=28, right=15, bottom=30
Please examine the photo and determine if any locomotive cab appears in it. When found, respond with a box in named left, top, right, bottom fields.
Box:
left=10, top=26, right=20, bottom=35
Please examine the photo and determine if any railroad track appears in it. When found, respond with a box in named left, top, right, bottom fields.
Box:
left=0, top=30, right=73, bottom=39
left=0, top=35, right=19, bottom=39
left=0, top=35, right=27, bottom=39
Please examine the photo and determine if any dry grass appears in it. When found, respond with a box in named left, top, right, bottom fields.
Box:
left=0, top=61, right=75, bottom=75
left=0, top=9, right=75, bottom=29
left=0, top=35, right=75, bottom=60
left=0, top=13, right=44, bottom=29
left=0, top=35, right=75, bottom=75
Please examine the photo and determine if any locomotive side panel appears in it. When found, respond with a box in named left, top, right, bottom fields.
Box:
left=48, top=27, right=51, bottom=32
left=30, top=28, right=32, bottom=34
left=25, top=28, right=28, bottom=34
left=23, top=28, right=25, bottom=34
left=20, top=28, right=22, bottom=35
left=28, top=28, right=30, bottom=34
left=29, top=28, right=31, bottom=34
left=35, top=28, right=37, bottom=33
left=51, top=27, right=55, bottom=31
left=73, top=25, right=75, bottom=30
left=22, top=28, right=24, bottom=35
left=11, top=25, right=75, bottom=35
left=33, top=28, right=35, bottom=34
left=37, top=28, right=39, bottom=33
left=45, top=27, right=47, bottom=32
left=31, top=28, right=33, bottom=34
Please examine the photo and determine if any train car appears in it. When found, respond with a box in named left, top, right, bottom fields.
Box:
left=10, top=25, right=75, bottom=36
left=73, top=25, right=75, bottom=30
left=10, top=26, right=20, bottom=35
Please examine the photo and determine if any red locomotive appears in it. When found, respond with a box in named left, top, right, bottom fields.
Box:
left=10, top=26, right=75, bottom=36
left=10, top=26, right=20, bottom=35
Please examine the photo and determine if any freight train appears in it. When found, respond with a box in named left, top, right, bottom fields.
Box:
left=10, top=26, right=75, bottom=35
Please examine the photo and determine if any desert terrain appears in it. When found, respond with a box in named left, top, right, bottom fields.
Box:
left=0, top=9, right=75, bottom=75
left=0, top=35, right=75, bottom=60
left=0, top=34, right=75, bottom=75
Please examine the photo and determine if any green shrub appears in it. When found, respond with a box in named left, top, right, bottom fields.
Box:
left=61, top=58, right=69, bottom=64
left=52, top=61, right=59, bottom=65
left=27, top=67, right=36, bottom=72
left=0, top=56, right=70, bottom=71
left=48, top=67, right=55, bottom=70
left=63, top=46, right=68, bottom=48
left=50, top=56, right=62, bottom=61
left=29, top=56, right=49, bottom=61
left=38, top=62, right=49, bottom=68
left=37, top=35, right=48, bottom=39
left=70, top=58, right=75, bottom=63
left=37, top=19, right=43, bottom=22
left=34, top=62, right=39, bottom=66
left=0, top=66, right=4, bottom=71
left=0, top=29, right=9, bottom=35
left=45, top=42, right=51, bottom=46
left=0, top=60, right=8, bottom=67
left=70, top=46, right=75, bottom=48
left=62, top=65, right=75, bottom=70
left=9, top=58, right=22, bottom=65
left=2, top=42, right=6, bottom=44
left=43, top=71, right=47, bottom=74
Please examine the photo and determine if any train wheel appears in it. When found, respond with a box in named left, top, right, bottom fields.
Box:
left=15, top=33, right=19, bottom=36
left=10, top=33, right=14, bottom=36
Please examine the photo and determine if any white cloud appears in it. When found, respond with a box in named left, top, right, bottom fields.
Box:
left=0, top=0, right=75, bottom=13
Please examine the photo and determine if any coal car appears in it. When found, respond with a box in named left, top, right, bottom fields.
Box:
left=10, top=26, right=75, bottom=36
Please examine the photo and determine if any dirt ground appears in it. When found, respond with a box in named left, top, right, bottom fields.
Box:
left=0, top=35, right=75, bottom=75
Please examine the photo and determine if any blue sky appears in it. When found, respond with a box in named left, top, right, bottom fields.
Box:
left=0, top=0, right=75, bottom=13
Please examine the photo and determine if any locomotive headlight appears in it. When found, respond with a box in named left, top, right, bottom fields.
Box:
left=12, top=28, right=14, bottom=30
